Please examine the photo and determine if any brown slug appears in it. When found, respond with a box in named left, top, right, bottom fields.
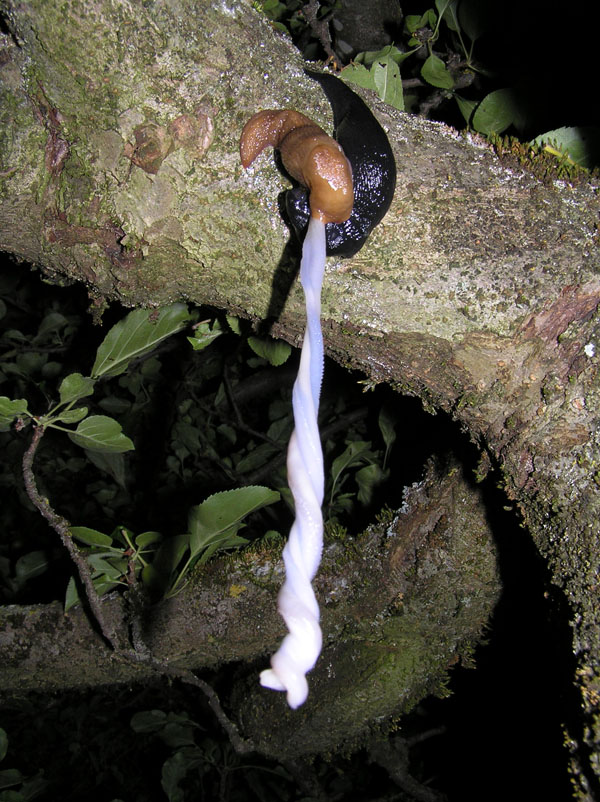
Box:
left=240, top=109, right=353, bottom=224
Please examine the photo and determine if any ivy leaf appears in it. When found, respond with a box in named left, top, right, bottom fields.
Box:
left=247, top=336, right=291, bottom=366
left=91, top=303, right=190, bottom=379
left=67, top=415, right=134, bottom=453
left=188, top=486, right=280, bottom=561
left=0, top=396, right=29, bottom=431
left=421, top=54, right=454, bottom=89
left=58, top=372, right=96, bottom=405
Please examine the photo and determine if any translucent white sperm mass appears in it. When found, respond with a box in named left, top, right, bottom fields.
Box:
left=259, top=215, right=326, bottom=708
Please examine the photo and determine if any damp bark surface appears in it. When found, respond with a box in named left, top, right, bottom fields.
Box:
left=0, top=1, right=599, bottom=797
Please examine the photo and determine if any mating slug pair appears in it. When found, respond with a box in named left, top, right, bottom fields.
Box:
left=241, top=70, right=396, bottom=256
left=239, top=70, right=396, bottom=708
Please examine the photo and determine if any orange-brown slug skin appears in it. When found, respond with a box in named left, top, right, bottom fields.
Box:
left=240, top=109, right=353, bottom=224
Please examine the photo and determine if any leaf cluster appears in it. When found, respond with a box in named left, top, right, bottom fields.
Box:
left=0, top=275, right=403, bottom=608
left=257, top=0, right=600, bottom=169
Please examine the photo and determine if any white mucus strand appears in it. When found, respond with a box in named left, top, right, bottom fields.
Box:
left=260, top=216, right=326, bottom=709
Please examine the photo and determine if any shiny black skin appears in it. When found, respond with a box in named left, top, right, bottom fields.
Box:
left=286, top=70, right=396, bottom=257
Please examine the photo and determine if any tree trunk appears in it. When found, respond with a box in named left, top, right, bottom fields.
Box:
left=0, top=0, right=599, bottom=796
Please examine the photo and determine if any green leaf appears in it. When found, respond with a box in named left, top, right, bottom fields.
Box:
left=15, top=551, right=49, bottom=582
left=70, top=526, right=114, bottom=547
left=458, top=0, right=491, bottom=42
left=356, top=463, right=387, bottom=506
left=531, top=126, right=600, bottom=170
left=0, top=768, right=23, bottom=790
left=225, top=315, right=242, bottom=335
left=67, top=415, right=134, bottom=453
left=340, top=63, right=376, bottom=91
left=149, top=534, right=191, bottom=594
left=35, top=311, right=68, bottom=340
left=0, top=728, right=7, bottom=762
left=404, top=14, right=422, bottom=33
left=85, top=450, right=127, bottom=488
left=405, top=11, right=437, bottom=32
left=187, top=320, right=224, bottom=351
left=373, top=60, right=404, bottom=111
left=331, top=441, right=373, bottom=485
left=91, top=303, right=190, bottom=379
left=472, top=88, right=518, bottom=135
left=0, top=397, right=28, bottom=432
left=130, top=709, right=168, bottom=734
left=421, top=54, right=454, bottom=89
left=52, top=407, right=88, bottom=424
left=87, top=555, right=126, bottom=579
left=247, top=336, right=291, bottom=366
left=378, top=406, right=397, bottom=451
left=435, top=0, right=459, bottom=31
left=135, top=531, right=162, bottom=548
left=358, top=45, right=413, bottom=67
left=236, top=443, right=278, bottom=474
left=98, top=396, right=131, bottom=415
left=455, top=94, right=478, bottom=126
left=58, top=373, right=96, bottom=405
left=198, top=532, right=250, bottom=565
left=64, top=576, right=80, bottom=612
left=162, top=749, right=202, bottom=802
left=15, top=772, right=48, bottom=800
left=91, top=575, right=122, bottom=596
left=188, top=486, right=280, bottom=560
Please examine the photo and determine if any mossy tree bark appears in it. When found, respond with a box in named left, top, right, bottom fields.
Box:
left=0, top=0, right=599, bottom=796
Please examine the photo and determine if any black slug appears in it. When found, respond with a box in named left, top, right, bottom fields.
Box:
left=285, top=69, right=397, bottom=257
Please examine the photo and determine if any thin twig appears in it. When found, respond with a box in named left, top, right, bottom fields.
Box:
left=302, top=0, right=337, bottom=65
left=22, top=423, right=120, bottom=648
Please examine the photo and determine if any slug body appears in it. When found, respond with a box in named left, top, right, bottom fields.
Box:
left=287, top=71, right=396, bottom=257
